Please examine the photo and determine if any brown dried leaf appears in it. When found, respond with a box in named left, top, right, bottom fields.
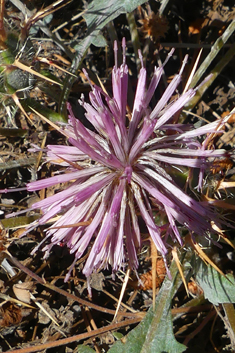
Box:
left=0, top=303, right=22, bottom=327
left=13, top=282, right=35, bottom=304
left=139, top=257, right=166, bottom=291
left=187, top=280, right=203, bottom=296
left=139, top=11, right=168, bottom=41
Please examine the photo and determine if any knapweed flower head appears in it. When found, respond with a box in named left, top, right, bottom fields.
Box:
left=4, top=39, right=229, bottom=282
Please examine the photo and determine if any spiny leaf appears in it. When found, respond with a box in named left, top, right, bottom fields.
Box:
left=194, top=258, right=235, bottom=305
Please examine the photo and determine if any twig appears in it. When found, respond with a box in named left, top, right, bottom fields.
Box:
left=183, top=309, right=216, bottom=345
left=4, top=317, right=141, bottom=353
left=1, top=252, right=144, bottom=319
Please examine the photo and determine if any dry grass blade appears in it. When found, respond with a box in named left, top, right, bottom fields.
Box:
left=183, top=48, right=202, bottom=93
left=13, top=60, right=62, bottom=86
left=172, top=247, right=189, bottom=297
left=211, top=223, right=235, bottom=250
left=49, top=221, right=92, bottom=229
left=102, top=288, right=137, bottom=313
left=114, top=268, right=130, bottom=320
left=11, top=93, right=32, bottom=123
left=186, top=234, right=229, bottom=279
left=30, top=293, right=60, bottom=327
left=28, top=107, right=69, bottom=136
left=218, top=181, right=235, bottom=189
left=0, top=293, right=35, bottom=309
left=35, top=133, right=47, bottom=170
left=23, top=0, right=73, bottom=29
left=38, top=57, right=77, bottom=77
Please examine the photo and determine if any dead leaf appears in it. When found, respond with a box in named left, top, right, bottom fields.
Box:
left=13, top=282, right=35, bottom=304
left=188, top=18, right=208, bottom=35
left=0, top=303, right=22, bottom=327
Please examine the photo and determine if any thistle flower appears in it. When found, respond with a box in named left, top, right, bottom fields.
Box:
left=3, top=39, right=229, bottom=282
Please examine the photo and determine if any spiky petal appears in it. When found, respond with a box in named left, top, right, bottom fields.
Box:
left=3, top=39, right=229, bottom=281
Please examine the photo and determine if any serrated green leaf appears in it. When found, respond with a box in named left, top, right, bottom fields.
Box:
left=195, top=258, right=235, bottom=305
left=108, top=258, right=188, bottom=353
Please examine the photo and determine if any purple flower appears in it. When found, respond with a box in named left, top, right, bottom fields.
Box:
left=5, top=39, right=229, bottom=281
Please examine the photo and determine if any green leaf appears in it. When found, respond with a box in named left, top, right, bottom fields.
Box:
left=185, top=19, right=235, bottom=112
left=188, top=19, right=235, bottom=91
left=23, top=98, right=67, bottom=123
left=112, top=331, right=124, bottom=340
left=59, top=0, right=147, bottom=114
left=82, top=0, right=148, bottom=47
left=1, top=215, right=40, bottom=229
left=84, top=0, right=148, bottom=39
left=195, top=258, right=235, bottom=305
left=0, top=128, right=27, bottom=137
left=108, top=258, right=188, bottom=353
